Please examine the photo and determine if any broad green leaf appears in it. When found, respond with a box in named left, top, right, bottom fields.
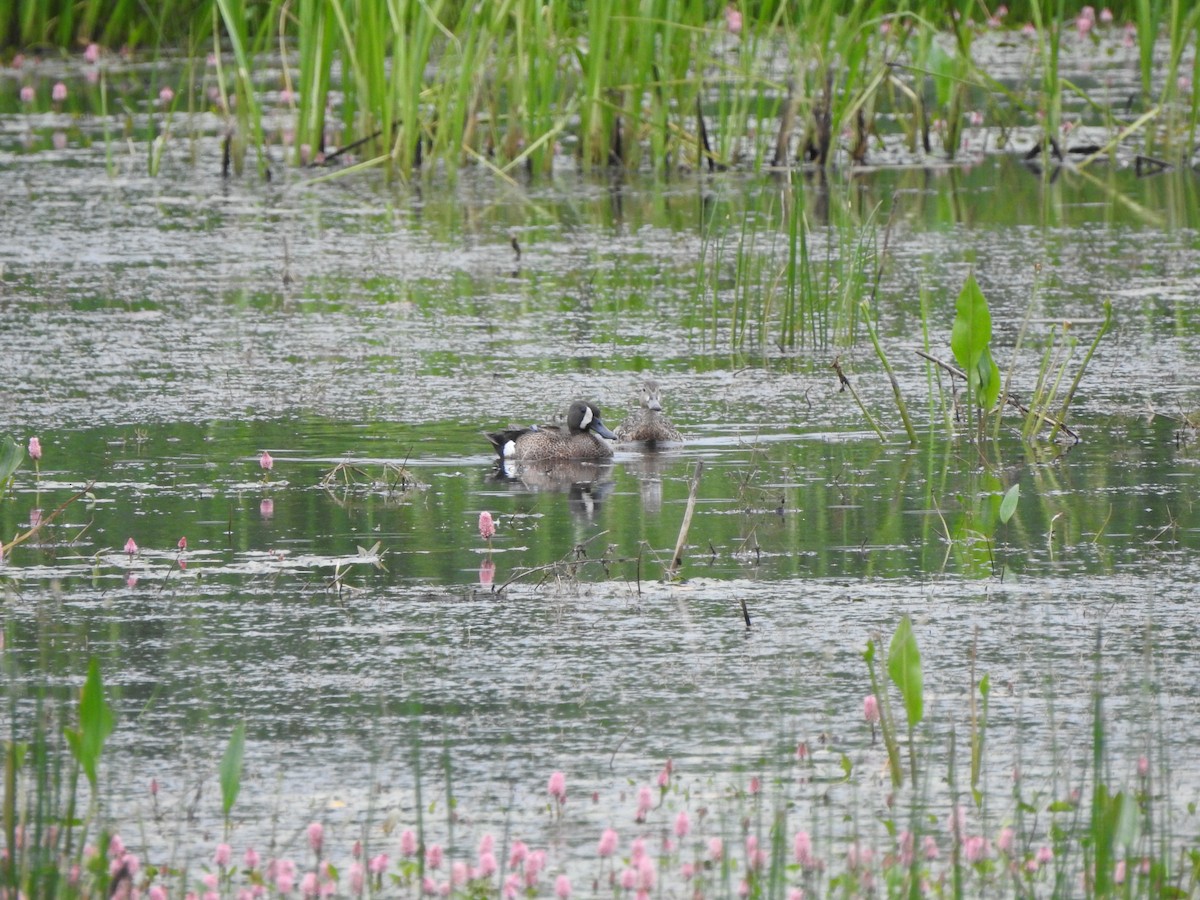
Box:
left=950, top=273, right=1002, bottom=410
left=0, top=435, right=23, bottom=485
left=64, top=657, right=114, bottom=789
left=220, top=721, right=246, bottom=817
left=999, top=484, right=1020, bottom=524
left=887, top=615, right=924, bottom=726
left=1114, top=788, right=1140, bottom=847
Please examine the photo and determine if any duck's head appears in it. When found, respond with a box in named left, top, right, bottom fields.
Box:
left=637, top=380, right=664, bottom=412
left=567, top=401, right=618, bottom=440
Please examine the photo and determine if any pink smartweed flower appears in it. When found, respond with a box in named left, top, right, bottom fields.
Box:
left=630, top=837, right=646, bottom=863
left=548, top=770, right=566, bottom=804
left=478, top=834, right=494, bottom=855
left=964, top=835, right=988, bottom=863
left=52, top=81, right=67, bottom=102
left=260, top=450, right=274, bottom=471
left=502, top=873, right=521, bottom=900
left=636, top=857, right=656, bottom=891
left=400, top=829, right=418, bottom=857
left=796, top=741, right=809, bottom=760
left=737, top=879, right=750, bottom=898
left=159, top=86, right=175, bottom=105
left=1076, top=5, right=1096, bottom=36
left=149, top=778, right=158, bottom=796
left=300, top=871, right=318, bottom=896
left=524, top=850, right=546, bottom=887
left=746, top=835, right=767, bottom=870
left=307, top=822, right=324, bottom=855
left=794, top=830, right=814, bottom=867
left=349, top=861, right=365, bottom=894
left=708, top=837, right=724, bottom=861
left=898, top=830, right=914, bottom=866
left=1114, top=859, right=1126, bottom=883
left=1036, top=845, right=1054, bottom=864
left=724, top=4, right=742, bottom=35
left=148, top=886, right=167, bottom=900
left=28, top=436, right=42, bottom=460
left=674, top=810, right=690, bottom=838
left=681, top=862, right=695, bottom=881
left=508, top=841, right=528, bottom=869
left=620, top=868, right=637, bottom=890
left=656, top=758, right=672, bottom=788
left=635, top=785, right=653, bottom=821
left=597, top=828, right=619, bottom=858
left=124, top=537, right=138, bottom=556
left=451, top=861, right=469, bottom=886
left=20, top=85, right=35, bottom=103
left=426, top=844, right=443, bottom=869
left=368, top=853, right=388, bottom=875
left=214, top=844, right=232, bottom=867
left=749, top=776, right=761, bottom=795
left=923, top=835, right=940, bottom=860
left=84, top=43, right=101, bottom=64
left=1100, top=7, right=1113, bottom=24
left=1022, top=21, right=1037, bottom=36
left=478, top=511, right=495, bottom=541
left=1138, top=755, right=1150, bottom=777
left=477, top=851, right=497, bottom=878
left=996, top=827, right=1015, bottom=855
left=788, top=890, right=804, bottom=900
left=554, top=874, right=571, bottom=899
left=178, top=536, right=187, bottom=550
left=863, top=695, right=880, bottom=724
left=245, top=847, right=261, bottom=869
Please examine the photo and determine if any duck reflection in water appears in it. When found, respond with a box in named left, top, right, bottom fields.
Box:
left=488, top=458, right=616, bottom=521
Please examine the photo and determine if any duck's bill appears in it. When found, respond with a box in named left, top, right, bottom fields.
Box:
left=590, top=420, right=618, bottom=440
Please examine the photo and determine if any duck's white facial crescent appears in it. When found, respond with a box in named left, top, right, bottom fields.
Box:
left=579, top=405, right=594, bottom=429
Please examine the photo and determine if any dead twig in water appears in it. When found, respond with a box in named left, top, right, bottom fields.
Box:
left=1, top=482, right=94, bottom=556
left=495, top=531, right=611, bottom=593
left=830, top=358, right=887, bottom=441
left=666, top=461, right=703, bottom=581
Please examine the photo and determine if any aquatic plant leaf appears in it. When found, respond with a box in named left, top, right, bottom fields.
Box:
left=220, top=721, right=246, bottom=817
left=999, top=484, right=1020, bottom=524
left=887, top=615, right=923, bottom=726
left=0, top=435, right=23, bottom=486
left=63, top=657, right=115, bottom=789
left=950, top=273, right=1001, bottom=410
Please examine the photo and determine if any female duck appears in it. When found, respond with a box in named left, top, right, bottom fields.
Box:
left=616, top=380, right=683, bottom=445
left=486, top=401, right=618, bottom=461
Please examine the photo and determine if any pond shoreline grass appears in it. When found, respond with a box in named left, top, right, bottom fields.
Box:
left=4, top=623, right=1194, bottom=899
left=3, top=3, right=1196, bottom=180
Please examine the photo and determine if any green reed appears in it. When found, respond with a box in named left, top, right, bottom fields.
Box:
left=7, top=1, right=1199, bottom=177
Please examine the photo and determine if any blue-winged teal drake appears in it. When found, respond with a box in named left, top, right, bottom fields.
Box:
left=616, top=380, right=683, bottom=444
left=485, top=401, right=618, bottom=461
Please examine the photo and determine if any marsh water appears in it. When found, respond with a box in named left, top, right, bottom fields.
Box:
left=3, top=36, right=1200, bottom=893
